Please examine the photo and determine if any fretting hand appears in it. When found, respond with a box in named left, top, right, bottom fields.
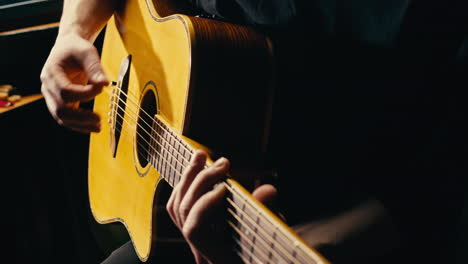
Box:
left=166, top=150, right=278, bottom=264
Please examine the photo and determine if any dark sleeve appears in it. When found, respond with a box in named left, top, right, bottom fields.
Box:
left=193, top=0, right=299, bottom=27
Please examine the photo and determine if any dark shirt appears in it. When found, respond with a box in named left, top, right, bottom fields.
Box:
left=194, top=0, right=467, bottom=263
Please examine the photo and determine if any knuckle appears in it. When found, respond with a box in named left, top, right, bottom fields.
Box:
left=86, top=60, right=101, bottom=73
left=178, top=204, right=191, bottom=219
left=40, top=72, right=46, bottom=83
left=77, top=41, right=93, bottom=54
left=182, top=224, right=196, bottom=242
left=166, top=200, right=174, bottom=215
left=40, top=68, right=51, bottom=83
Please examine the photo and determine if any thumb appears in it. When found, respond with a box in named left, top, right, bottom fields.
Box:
left=252, top=184, right=278, bottom=210
left=252, top=184, right=287, bottom=223
left=81, top=44, right=108, bottom=85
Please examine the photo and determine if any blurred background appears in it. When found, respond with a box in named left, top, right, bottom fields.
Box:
left=1, top=1, right=130, bottom=263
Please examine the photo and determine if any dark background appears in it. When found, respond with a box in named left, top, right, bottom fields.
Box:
left=2, top=0, right=466, bottom=264
left=2, top=1, right=129, bottom=263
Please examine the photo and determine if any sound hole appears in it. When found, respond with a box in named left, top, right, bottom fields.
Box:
left=136, top=89, right=158, bottom=168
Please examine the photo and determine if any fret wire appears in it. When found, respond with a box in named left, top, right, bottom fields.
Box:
left=108, top=87, right=321, bottom=263
left=225, top=183, right=296, bottom=259
left=110, top=106, right=190, bottom=175
left=107, top=93, right=193, bottom=184
left=232, top=236, right=266, bottom=264
left=235, top=249, right=255, bottom=264
left=228, top=220, right=273, bottom=264
left=112, top=109, right=170, bottom=168
left=112, top=112, right=183, bottom=187
left=227, top=196, right=295, bottom=263
left=106, top=89, right=193, bottom=169
left=170, top=147, right=175, bottom=187
left=269, top=229, right=276, bottom=262
left=114, top=112, right=317, bottom=264
left=156, top=119, right=184, bottom=187
left=149, top=126, right=161, bottom=171
left=238, top=193, right=251, bottom=263
left=112, top=119, right=184, bottom=189
left=110, top=85, right=193, bottom=155
left=224, top=182, right=318, bottom=263
left=228, top=207, right=293, bottom=264
left=113, top=119, right=298, bottom=263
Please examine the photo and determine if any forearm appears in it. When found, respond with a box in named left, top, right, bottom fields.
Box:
left=293, top=198, right=400, bottom=262
left=58, top=0, right=119, bottom=42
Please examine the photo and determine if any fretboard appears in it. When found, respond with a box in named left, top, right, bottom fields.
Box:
left=146, top=116, right=328, bottom=264
left=226, top=180, right=328, bottom=264
left=148, top=116, right=193, bottom=187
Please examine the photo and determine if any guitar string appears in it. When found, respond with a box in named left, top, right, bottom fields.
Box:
left=111, top=114, right=307, bottom=263
left=106, top=85, right=193, bottom=155
left=111, top=105, right=212, bottom=186
left=111, top=103, right=316, bottom=264
left=109, top=106, right=191, bottom=188
left=114, top=118, right=314, bottom=264
left=226, top=186, right=315, bottom=264
left=227, top=208, right=292, bottom=264
left=108, top=83, right=193, bottom=155
left=111, top=106, right=312, bottom=264
left=226, top=199, right=302, bottom=263
left=229, top=220, right=271, bottom=263
left=104, top=88, right=192, bottom=171
left=232, top=236, right=265, bottom=264
left=111, top=117, right=182, bottom=186
left=227, top=193, right=318, bottom=264
left=225, top=182, right=316, bottom=263
left=107, top=87, right=230, bottom=185
left=228, top=213, right=311, bottom=264
left=106, top=87, right=192, bottom=164
left=106, top=85, right=259, bottom=182
left=110, top=105, right=205, bottom=188
left=102, top=88, right=314, bottom=263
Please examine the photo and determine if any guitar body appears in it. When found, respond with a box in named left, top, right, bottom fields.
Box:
left=89, top=0, right=273, bottom=261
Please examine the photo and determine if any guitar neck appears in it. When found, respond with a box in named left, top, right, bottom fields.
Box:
left=146, top=116, right=328, bottom=264
left=225, top=180, right=328, bottom=264
left=147, top=115, right=193, bottom=187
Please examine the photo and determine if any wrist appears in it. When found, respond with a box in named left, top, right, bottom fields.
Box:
left=57, top=23, right=100, bottom=43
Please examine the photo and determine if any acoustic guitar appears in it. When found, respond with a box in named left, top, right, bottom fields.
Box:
left=89, top=0, right=329, bottom=263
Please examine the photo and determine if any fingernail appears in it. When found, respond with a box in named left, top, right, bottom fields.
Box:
left=213, top=182, right=227, bottom=196
left=215, top=158, right=227, bottom=167
left=96, top=72, right=108, bottom=83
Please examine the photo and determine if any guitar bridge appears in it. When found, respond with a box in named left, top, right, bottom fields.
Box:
left=109, top=55, right=132, bottom=157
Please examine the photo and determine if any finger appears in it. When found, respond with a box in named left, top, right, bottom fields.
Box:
left=182, top=183, right=227, bottom=245
left=252, top=184, right=278, bottom=207
left=169, top=151, right=207, bottom=227
left=252, top=184, right=286, bottom=222
left=178, top=157, right=229, bottom=224
left=182, top=183, right=232, bottom=263
left=60, top=118, right=101, bottom=133
left=68, top=123, right=101, bottom=133
left=48, top=104, right=101, bottom=133
left=188, top=244, right=207, bottom=264
left=78, top=43, right=108, bottom=85
left=42, top=63, right=103, bottom=104
left=60, top=83, right=105, bottom=103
